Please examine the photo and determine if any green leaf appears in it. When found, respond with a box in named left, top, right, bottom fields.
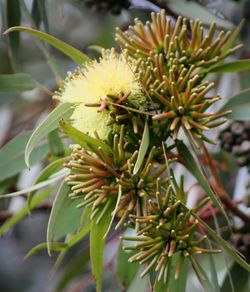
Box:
left=0, top=74, right=38, bottom=93
left=189, top=255, right=215, bottom=292
left=0, top=177, right=16, bottom=195
left=117, top=244, right=139, bottom=289
left=59, top=120, right=113, bottom=156
left=154, top=253, right=189, bottom=292
left=127, top=266, right=148, bottom=292
left=4, top=26, right=91, bottom=65
left=208, top=60, right=250, bottom=73
left=50, top=207, right=91, bottom=275
left=28, top=157, right=69, bottom=208
left=207, top=213, right=224, bottom=292
left=195, top=215, right=250, bottom=273
left=206, top=249, right=220, bottom=292
left=25, top=103, right=74, bottom=167
left=90, top=204, right=114, bottom=292
left=222, top=262, right=250, bottom=292
left=47, top=182, right=83, bottom=255
left=133, top=121, right=149, bottom=175
left=154, top=279, right=168, bottom=292
left=0, top=169, right=66, bottom=199
left=0, top=188, right=52, bottom=236
left=219, top=88, right=250, bottom=121
left=31, top=0, right=49, bottom=32
left=177, top=142, right=229, bottom=221
left=0, top=131, right=48, bottom=182
left=48, top=129, right=65, bottom=157
left=25, top=242, right=67, bottom=258
left=26, top=207, right=91, bottom=258
left=104, top=184, right=122, bottom=238
left=240, top=69, right=250, bottom=90
left=56, top=251, right=89, bottom=292
left=168, top=0, right=233, bottom=30
left=6, top=0, right=21, bottom=71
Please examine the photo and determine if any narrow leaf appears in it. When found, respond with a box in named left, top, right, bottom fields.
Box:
left=47, top=181, right=83, bottom=255
left=221, top=262, right=250, bottom=292
left=177, top=142, right=228, bottom=221
left=168, top=0, right=233, bottom=30
left=25, top=103, right=74, bottom=167
left=25, top=242, right=67, bottom=258
left=206, top=246, right=220, bottom=292
left=0, top=169, right=66, bottom=199
left=31, top=0, right=49, bottom=32
left=90, top=204, right=114, bottom=292
left=127, top=266, right=148, bottom=292
left=133, top=121, right=149, bottom=175
left=28, top=157, right=69, bottom=208
left=208, top=60, right=250, bottom=73
left=103, top=184, right=122, bottom=238
left=48, top=129, right=65, bottom=157
left=59, top=120, right=113, bottom=156
left=195, top=215, right=250, bottom=272
left=56, top=251, right=89, bottom=292
left=4, top=26, right=91, bottom=65
left=6, top=0, right=21, bottom=71
left=0, top=131, right=48, bottom=182
left=0, top=74, right=38, bottom=93
left=154, top=279, right=168, bottom=292
left=190, top=255, right=215, bottom=292
left=219, top=88, right=250, bottom=121
left=26, top=208, right=91, bottom=258
left=117, top=245, right=139, bottom=289
left=154, top=253, right=189, bottom=292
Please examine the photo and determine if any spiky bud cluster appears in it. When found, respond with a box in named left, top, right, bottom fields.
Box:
left=65, top=126, right=169, bottom=228
left=116, top=10, right=241, bottom=66
left=220, top=121, right=250, bottom=168
left=123, top=176, right=220, bottom=281
left=116, top=10, right=241, bottom=144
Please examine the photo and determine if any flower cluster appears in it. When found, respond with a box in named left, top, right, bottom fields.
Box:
left=65, top=125, right=169, bottom=227
left=123, top=178, right=220, bottom=281
left=116, top=10, right=240, bottom=144
left=56, top=9, right=243, bottom=287
left=54, top=49, right=143, bottom=139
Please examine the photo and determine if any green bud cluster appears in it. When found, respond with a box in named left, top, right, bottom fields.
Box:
left=123, top=176, right=220, bottom=281
left=116, top=10, right=241, bottom=67
left=65, top=125, right=169, bottom=228
left=116, top=10, right=240, bottom=144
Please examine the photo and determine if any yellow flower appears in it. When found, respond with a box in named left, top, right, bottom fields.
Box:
left=54, top=49, right=142, bottom=139
left=71, top=106, right=111, bottom=139
left=56, top=50, right=141, bottom=104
